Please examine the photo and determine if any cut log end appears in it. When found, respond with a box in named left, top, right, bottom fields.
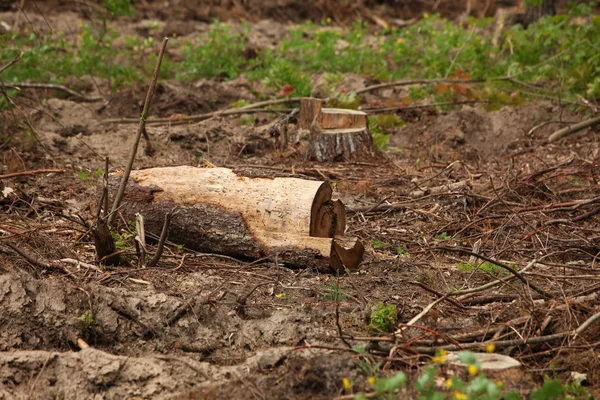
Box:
left=330, top=236, right=365, bottom=272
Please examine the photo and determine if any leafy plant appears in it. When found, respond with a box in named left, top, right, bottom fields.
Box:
left=111, top=229, right=133, bottom=250
left=435, top=232, right=451, bottom=241
left=372, top=240, right=388, bottom=250
left=367, top=115, right=404, bottom=151
left=368, top=303, right=397, bottom=332
left=395, top=247, right=410, bottom=257
left=457, top=261, right=505, bottom=275
left=75, top=310, right=94, bottom=325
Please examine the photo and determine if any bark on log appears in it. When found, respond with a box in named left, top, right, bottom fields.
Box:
left=308, top=127, right=374, bottom=162
left=299, top=98, right=322, bottom=130
left=298, top=97, right=376, bottom=162
left=109, top=166, right=364, bottom=272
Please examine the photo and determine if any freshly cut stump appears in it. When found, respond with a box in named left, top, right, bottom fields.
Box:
left=299, top=98, right=376, bottom=162
left=110, top=166, right=364, bottom=272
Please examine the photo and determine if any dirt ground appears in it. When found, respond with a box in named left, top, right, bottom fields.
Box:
left=2, top=2, right=600, bottom=400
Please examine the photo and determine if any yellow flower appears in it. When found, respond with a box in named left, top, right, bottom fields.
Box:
left=342, top=378, right=352, bottom=391
left=486, top=343, right=496, bottom=353
left=326, top=17, right=332, bottom=24
left=468, top=364, right=478, bottom=376
left=396, top=38, right=404, bottom=44
left=367, top=376, right=377, bottom=386
left=432, top=349, right=448, bottom=364
left=454, top=391, right=467, bottom=400
left=275, top=292, right=287, bottom=298
left=445, top=378, right=453, bottom=389
left=316, top=42, right=321, bottom=47
left=172, top=33, right=178, bottom=38
left=356, top=33, right=361, bottom=39
left=496, top=380, right=504, bottom=388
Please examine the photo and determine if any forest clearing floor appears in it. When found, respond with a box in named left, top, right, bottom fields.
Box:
left=1, top=2, right=600, bottom=399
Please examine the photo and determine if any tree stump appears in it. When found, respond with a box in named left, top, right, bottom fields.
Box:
left=109, top=166, right=364, bottom=272
left=300, top=98, right=376, bottom=162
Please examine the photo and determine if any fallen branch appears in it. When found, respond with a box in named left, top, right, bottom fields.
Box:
left=434, top=246, right=554, bottom=299
left=4, top=242, right=52, bottom=270
left=406, top=309, right=600, bottom=354
left=146, top=208, right=175, bottom=268
left=0, top=51, right=24, bottom=75
left=3, top=82, right=103, bottom=102
left=108, top=37, right=169, bottom=226
left=101, top=97, right=303, bottom=125
left=548, top=115, right=600, bottom=142
left=54, top=258, right=102, bottom=272
left=361, top=100, right=489, bottom=113
left=356, top=77, right=490, bottom=95
left=0, top=168, right=65, bottom=179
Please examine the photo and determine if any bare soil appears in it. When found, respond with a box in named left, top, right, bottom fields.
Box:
left=2, top=2, right=600, bottom=400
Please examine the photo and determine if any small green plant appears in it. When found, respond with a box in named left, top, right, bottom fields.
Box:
left=367, top=115, right=404, bottom=151
left=530, top=378, right=564, bottom=400
left=570, top=176, right=585, bottom=185
left=230, top=99, right=250, bottom=108
left=372, top=240, right=388, bottom=250
left=323, top=283, right=347, bottom=301
left=75, top=310, right=94, bottom=325
left=435, top=232, right=451, bottom=241
left=110, top=228, right=133, bottom=250
left=238, top=115, right=255, bottom=126
left=457, top=261, right=505, bottom=275
left=395, top=247, right=410, bottom=257
left=368, top=303, right=397, bottom=332
left=103, top=0, right=134, bottom=18
left=77, top=170, right=91, bottom=179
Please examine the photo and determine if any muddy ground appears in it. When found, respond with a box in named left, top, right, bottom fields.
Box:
left=2, top=2, right=600, bottom=400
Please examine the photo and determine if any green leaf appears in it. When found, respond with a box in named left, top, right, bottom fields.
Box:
left=458, top=351, right=477, bottom=365
left=385, top=372, right=407, bottom=391
left=531, top=379, right=564, bottom=400
left=435, top=232, right=450, bottom=241
left=372, top=240, right=387, bottom=250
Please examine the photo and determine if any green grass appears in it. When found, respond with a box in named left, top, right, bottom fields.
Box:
left=2, top=6, right=599, bottom=109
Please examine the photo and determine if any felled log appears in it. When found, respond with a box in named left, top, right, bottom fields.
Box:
left=299, top=98, right=376, bottom=162
left=110, top=166, right=364, bottom=272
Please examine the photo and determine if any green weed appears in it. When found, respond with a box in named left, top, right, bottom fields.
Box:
left=367, top=115, right=403, bottom=151
left=75, top=310, right=94, bottom=325
left=395, top=247, right=410, bottom=257
left=435, top=232, right=451, bottom=241
left=368, top=303, right=397, bottom=332
left=457, top=261, right=505, bottom=275
left=371, top=240, right=388, bottom=250
left=323, top=283, right=347, bottom=301
left=110, top=229, right=133, bottom=250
